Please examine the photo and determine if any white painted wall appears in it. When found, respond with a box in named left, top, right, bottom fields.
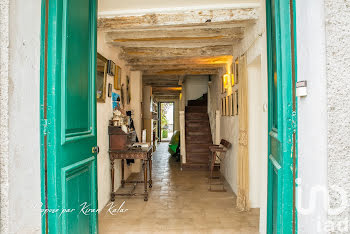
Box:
left=295, top=1, right=328, bottom=233
left=97, top=31, right=140, bottom=211
left=184, top=75, right=209, bottom=104
left=130, top=71, right=143, bottom=140
left=6, top=0, right=42, bottom=233
left=0, top=0, right=10, bottom=233
left=208, top=1, right=268, bottom=232
left=324, top=0, right=350, bottom=232
left=247, top=56, right=265, bottom=209
left=98, top=0, right=259, bottom=14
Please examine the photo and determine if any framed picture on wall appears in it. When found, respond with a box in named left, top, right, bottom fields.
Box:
left=126, top=75, right=131, bottom=104
left=107, top=60, right=116, bottom=76
left=231, top=61, right=235, bottom=87
left=235, top=58, right=239, bottom=85
left=108, top=83, right=112, bottom=97
left=231, top=93, right=235, bottom=116
left=221, top=98, right=225, bottom=116
left=236, top=90, right=239, bottom=115
left=229, top=94, right=233, bottom=116
left=225, top=96, right=229, bottom=116
left=221, top=76, right=225, bottom=94
left=96, top=53, right=107, bottom=103
left=114, top=66, right=121, bottom=90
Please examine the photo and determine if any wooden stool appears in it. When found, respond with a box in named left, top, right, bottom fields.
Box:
left=208, top=139, right=231, bottom=192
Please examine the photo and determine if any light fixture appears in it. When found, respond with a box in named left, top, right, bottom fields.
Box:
left=223, top=73, right=234, bottom=89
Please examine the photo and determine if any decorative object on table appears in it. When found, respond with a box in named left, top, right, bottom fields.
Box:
left=110, top=108, right=128, bottom=128
left=107, top=60, right=116, bottom=76
left=114, top=66, right=121, bottom=90
left=108, top=83, right=112, bottom=97
left=126, top=75, right=131, bottom=104
left=96, top=53, right=107, bottom=103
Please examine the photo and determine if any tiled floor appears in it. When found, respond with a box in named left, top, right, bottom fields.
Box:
left=99, top=143, right=259, bottom=233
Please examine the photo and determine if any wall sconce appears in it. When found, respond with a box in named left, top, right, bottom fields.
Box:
left=223, top=74, right=234, bottom=88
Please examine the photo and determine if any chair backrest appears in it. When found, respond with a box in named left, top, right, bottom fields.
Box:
left=220, top=139, right=231, bottom=149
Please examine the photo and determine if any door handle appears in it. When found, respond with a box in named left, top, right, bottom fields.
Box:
left=92, top=146, right=99, bottom=154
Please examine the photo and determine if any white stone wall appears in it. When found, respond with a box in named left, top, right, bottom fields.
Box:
left=4, top=0, right=42, bottom=233
left=184, top=75, right=209, bottom=104
left=208, top=1, right=268, bottom=232
left=324, top=0, right=350, bottom=231
left=295, top=0, right=329, bottom=233
left=0, top=0, right=10, bottom=233
left=97, top=31, right=142, bottom=211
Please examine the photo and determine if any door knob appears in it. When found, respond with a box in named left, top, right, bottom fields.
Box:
left=92, top=146, right=99, bottom=154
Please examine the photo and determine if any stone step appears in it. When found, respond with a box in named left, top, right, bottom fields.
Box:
left=186, top=152, right=209, bottom=164
left=185, top=113, right=208, bottom=120
left=186, top=131, right=208, bottom=136
left=185, top=106, right=207, bottom=113
left=186, top=126, right=210, bottom=132
left=187, top=100, right=207, bottom=107
left=186, top=143, right=211, bottom=153
left=186, top=136, right=212, bottom=143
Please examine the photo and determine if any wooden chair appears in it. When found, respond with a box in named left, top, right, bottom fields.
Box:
left=208, top=139, right=231, bottom=191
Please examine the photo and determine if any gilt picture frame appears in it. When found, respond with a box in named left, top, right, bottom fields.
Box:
left=114, top=66, right=121, bottom=90
left=96, top=53, right=107, bottom=103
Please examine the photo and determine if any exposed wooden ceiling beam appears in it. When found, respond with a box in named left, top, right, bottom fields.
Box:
left=143, top=68, right=218, bottom=76
left=131, top=63, right=224, bottom=71
left=128, top=56, right=233, bottom=66
left=105, top=27, right=244, bottom=42
left=108, top=39, right=240, bottom=49
left=121, top=46, right=233, bottom=60
left=98, top=8, right=258, bottom=30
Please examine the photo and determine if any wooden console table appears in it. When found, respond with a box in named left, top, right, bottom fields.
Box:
left=109, top=146, right=153, bottom=201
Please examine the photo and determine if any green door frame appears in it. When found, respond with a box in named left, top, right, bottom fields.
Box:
left=266, top=0, right=298, bottom=233
left=40, top=0, right=98, bottom=233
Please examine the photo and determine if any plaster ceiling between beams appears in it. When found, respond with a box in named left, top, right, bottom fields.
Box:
left=98, top=4, right=259, bottom=88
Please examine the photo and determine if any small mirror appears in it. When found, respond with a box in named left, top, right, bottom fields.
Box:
left=96, top=53, right=107, bottom=103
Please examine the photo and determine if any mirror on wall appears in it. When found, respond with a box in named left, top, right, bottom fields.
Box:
left=96, top=53, right=107, bottom=103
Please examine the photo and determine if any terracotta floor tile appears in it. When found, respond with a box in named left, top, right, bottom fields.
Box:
left=99, top=143, right=259, bottom=233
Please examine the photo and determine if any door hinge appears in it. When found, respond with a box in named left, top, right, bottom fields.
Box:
left=42, top=119, right=48, bottom=136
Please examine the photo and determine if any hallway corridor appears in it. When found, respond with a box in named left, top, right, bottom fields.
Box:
left=99, top=143, right=259, bottom=233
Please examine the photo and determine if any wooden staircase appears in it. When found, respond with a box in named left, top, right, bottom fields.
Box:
left=184, top=96, right=212, bottom=170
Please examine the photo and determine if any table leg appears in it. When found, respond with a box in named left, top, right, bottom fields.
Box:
left=110, top=160, right=115, bottom=202
left=143, top=160, right=148, bottom=201
left=149, top=158, right=152, bottom=188
left=121, top=159, right=125, bottom=188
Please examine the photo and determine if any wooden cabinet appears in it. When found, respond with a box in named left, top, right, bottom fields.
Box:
left=108, top=126, right=135, bottom=150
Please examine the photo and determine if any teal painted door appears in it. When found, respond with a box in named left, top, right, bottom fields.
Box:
left=266, top=0, right=296, bottom=233
left=41, top=0, right=98, bottom=233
